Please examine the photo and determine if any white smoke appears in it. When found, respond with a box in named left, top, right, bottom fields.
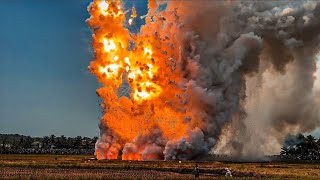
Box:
left=161, top=0, right=320, bottom=160
left=315, top=55, right=320, bottom=89
left=93, top=0, right=320, bottom=160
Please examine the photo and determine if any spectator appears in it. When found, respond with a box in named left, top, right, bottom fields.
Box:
left=194, top=163, right=200, bottom=178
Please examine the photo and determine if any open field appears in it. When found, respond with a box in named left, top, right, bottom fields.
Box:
left=0, top=154, right=320, bottom=179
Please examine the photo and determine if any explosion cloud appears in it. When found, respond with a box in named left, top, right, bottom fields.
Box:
left=87, top=0, right=320, bottom=160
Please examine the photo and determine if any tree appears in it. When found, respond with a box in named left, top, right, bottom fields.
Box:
left=93, top=136, right=98, bottom=143
left=1, top=136, right=7, bottom=151
left=49, top=135, right=55, bottom=144
left=67, top=137, right=74, bottom=149
left=304, top=135, right=318, bottom=158
left=73, top=136, right=82, bottom=149
left=281, top=134, right=320, bottom=160
left=24, top=136, right=33, bottom=148
left=18, top=136, right=25, bottom=148
left=60, top=135, right=67, bottom=148
left=42, top=136, right=50, bottom=149
left=55, top=135, right=67, bottom=149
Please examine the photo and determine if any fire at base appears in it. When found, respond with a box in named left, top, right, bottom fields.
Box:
left=87, top=0, right=210, bottom=160
left=87, top=0, right=320, bottom=161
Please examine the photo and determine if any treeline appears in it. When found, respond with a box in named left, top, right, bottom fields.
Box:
left=280, top=134, right=320, bottom=160
left=2, top=133, right=320, bottom=159
left=0, top=134, right=97, bottom=155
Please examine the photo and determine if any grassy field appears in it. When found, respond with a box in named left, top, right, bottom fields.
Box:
left=0, top=154, right=320, bottom=179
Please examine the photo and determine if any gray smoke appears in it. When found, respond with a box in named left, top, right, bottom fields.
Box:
left=122, top=127, right=166, bottom=160
left=94, top=0, right=320, bottom=160
left=162, top=0, right=320, bottom=160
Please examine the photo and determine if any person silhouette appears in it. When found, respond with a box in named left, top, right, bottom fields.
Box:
left=194, top=163, right=200, bottom=178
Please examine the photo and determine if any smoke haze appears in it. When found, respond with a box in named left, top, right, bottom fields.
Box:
left=88, top=0, right=320, bottom=160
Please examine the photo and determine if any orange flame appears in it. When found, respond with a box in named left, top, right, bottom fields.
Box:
left=88, top=0, right=194, bottom=160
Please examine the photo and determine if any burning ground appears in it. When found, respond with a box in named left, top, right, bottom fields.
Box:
left=87, top=0, right=320, bottom=161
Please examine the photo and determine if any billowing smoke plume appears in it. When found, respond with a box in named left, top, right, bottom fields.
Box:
left=88, top=0, right=320, bottom=161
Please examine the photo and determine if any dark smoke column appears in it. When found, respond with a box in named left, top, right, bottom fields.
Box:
left=87, top=0, right=320, bottom=161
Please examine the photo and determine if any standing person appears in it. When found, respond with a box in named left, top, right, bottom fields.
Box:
left=194, top=163, right=200, bottom=178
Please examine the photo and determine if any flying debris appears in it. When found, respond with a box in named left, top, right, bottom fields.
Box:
left=87, top=0, right=320, bottom=161
left=140, top=14, right=147, bottom=19
left=128, top=7, right=137, bottom=26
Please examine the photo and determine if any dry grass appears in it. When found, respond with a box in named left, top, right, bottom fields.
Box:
left=0, top=154, right=319, bottom=179
left=0, top=167, right=193, bottom=179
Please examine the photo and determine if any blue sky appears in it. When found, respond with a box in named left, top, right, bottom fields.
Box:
left=0, top=0, right=148, bottom=137
left=0, top=0, right=98, bottom=137
left=0, top=0, right=319, bottom=138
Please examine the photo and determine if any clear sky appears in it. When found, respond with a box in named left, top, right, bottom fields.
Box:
left=0, top=0, right=148, bottom=138
left=0, top=0, right=98, bottom=137
left=0, top=0, right=319, bottom=138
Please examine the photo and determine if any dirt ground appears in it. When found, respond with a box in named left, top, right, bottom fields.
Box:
left=0, top=154, right=319, bottom=179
